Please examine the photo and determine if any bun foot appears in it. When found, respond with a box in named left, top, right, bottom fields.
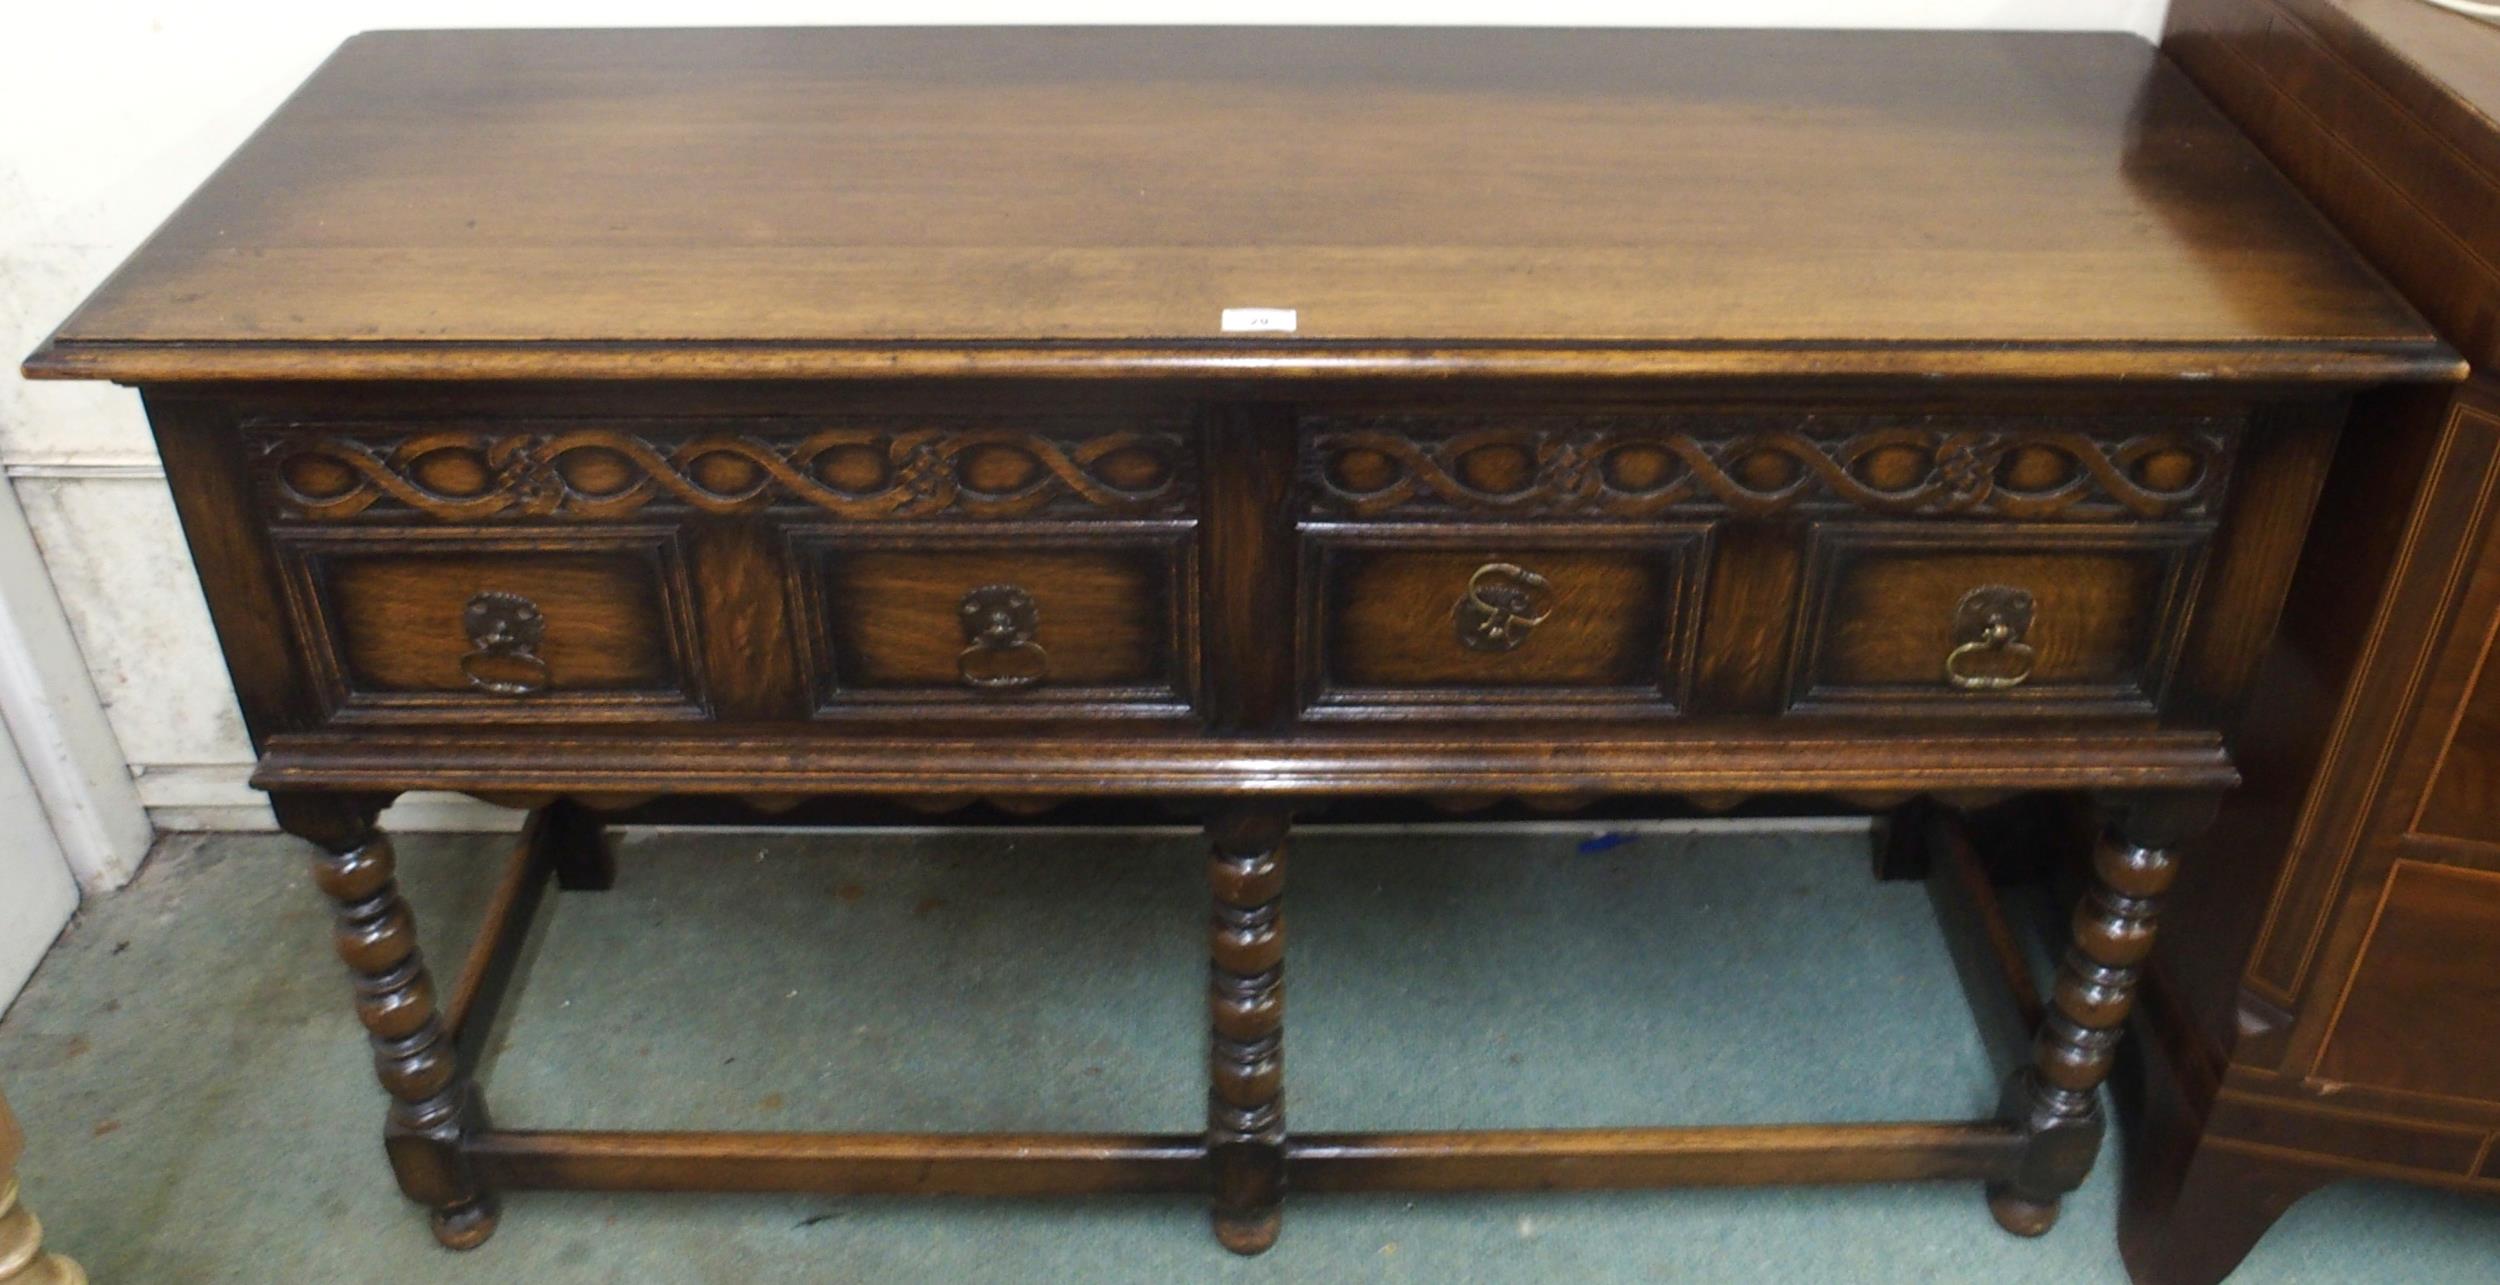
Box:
left=430, top=1198, right=500, bottom=1251
left=1213, top=1210, right=1280, bottom=1256
left=1987, top=1184, right=2059, bottom=1237
left=0, top=1175, right=89, bottom=1285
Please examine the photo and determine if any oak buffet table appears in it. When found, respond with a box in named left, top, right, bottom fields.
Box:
left=23, top=27, right=2453, bottom=1258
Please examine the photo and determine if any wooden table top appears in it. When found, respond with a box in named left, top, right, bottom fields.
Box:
left=23, top=27, right=2453, bottom=384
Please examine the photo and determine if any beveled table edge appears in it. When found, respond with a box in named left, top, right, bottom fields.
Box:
left=19, top=338, right=2467, bottom=387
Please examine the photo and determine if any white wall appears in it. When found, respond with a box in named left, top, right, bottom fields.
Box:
left=1, top=0, right=2170, bottom=832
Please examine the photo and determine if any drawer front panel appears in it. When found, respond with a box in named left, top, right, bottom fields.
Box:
left=1299, top=525, right=1710, bottom=718
left=277, top=529, right=706, bottom=723
left=1788, top=523, right=2207, bottom=715
left=792, top=528, right=1197, bottom=718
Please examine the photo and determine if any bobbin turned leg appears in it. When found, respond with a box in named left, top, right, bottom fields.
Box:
left=1206, top=809, right=1288, bottom=1255
left=1989, top=790, right=2217, bottom=1237
left=272, top=793, right=499, bottom=1250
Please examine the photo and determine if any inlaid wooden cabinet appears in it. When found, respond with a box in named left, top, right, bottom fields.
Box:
left=2119, top=2, right=2500, bottom=1280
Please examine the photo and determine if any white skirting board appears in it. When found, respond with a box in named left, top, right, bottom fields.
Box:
left=134, top=765, right=527, bottom=834
left=136, top=760, right=1875, bottom=843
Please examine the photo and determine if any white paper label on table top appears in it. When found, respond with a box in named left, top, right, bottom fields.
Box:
left=1220, top=307, right=1298, bottom=334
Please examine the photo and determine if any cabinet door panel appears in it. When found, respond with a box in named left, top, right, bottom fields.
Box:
left=2313, top=861, right=2500, bottom=1107
left=2416, top=626, right=2500, bottom=846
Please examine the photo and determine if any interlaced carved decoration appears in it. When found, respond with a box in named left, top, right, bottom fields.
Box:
left=251, top=423, right=1195, bottom=521
left=1304, top=415, right=2238, bottom=520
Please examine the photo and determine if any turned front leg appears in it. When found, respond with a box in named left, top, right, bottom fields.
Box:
left=275, top=794, right=498, bottom=1250
left=1990, top=791, right=2217, bottom=1237
left=1206, top=810, right=1288, bottom=1255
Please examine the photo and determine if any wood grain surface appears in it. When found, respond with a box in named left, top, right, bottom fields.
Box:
left=21, top=27, right=2451, bottom=384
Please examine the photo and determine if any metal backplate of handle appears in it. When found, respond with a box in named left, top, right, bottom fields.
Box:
left=958, top=584, right=1049, bottom=690
left=1946, top=585, right=2037, bottom=691
left=461, top=590, right=552, bottom=696
left=1455, top=562, right=1555, bottom=653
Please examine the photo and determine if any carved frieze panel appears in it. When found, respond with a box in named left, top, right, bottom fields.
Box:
left=1302, top=414, right=2239, bottom=521
left=250, top=422, right=1197, bottom=522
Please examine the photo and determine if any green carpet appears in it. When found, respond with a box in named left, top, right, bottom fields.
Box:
left=2, top=825, right=2491, bottom=1282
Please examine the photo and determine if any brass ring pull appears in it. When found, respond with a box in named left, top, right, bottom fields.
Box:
left=1945, top=585, right=2037, bottom=692
left=958, top=584, right=1048, bottom=691
left=461, top=590, right=551, bottom=696
left=1455, top=561, right=1554, bottom=653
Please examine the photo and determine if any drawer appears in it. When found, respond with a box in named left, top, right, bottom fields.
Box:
left=789, top=527, right=1197, bottom=718
left=1786, top=523, right=2208, bottom=715
left=1297, top=524, right=1710, bottom=718
left=275, top=529, right=707, bottom=723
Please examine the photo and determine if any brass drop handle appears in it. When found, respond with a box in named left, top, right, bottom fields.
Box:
left=958, top=584, right=1048, bottom=691
left=1945, top=585, right=2037, bottom=692
left=461, top=590, right=552, bottom=696
left=1455, top=562, right=1555, bottom=653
